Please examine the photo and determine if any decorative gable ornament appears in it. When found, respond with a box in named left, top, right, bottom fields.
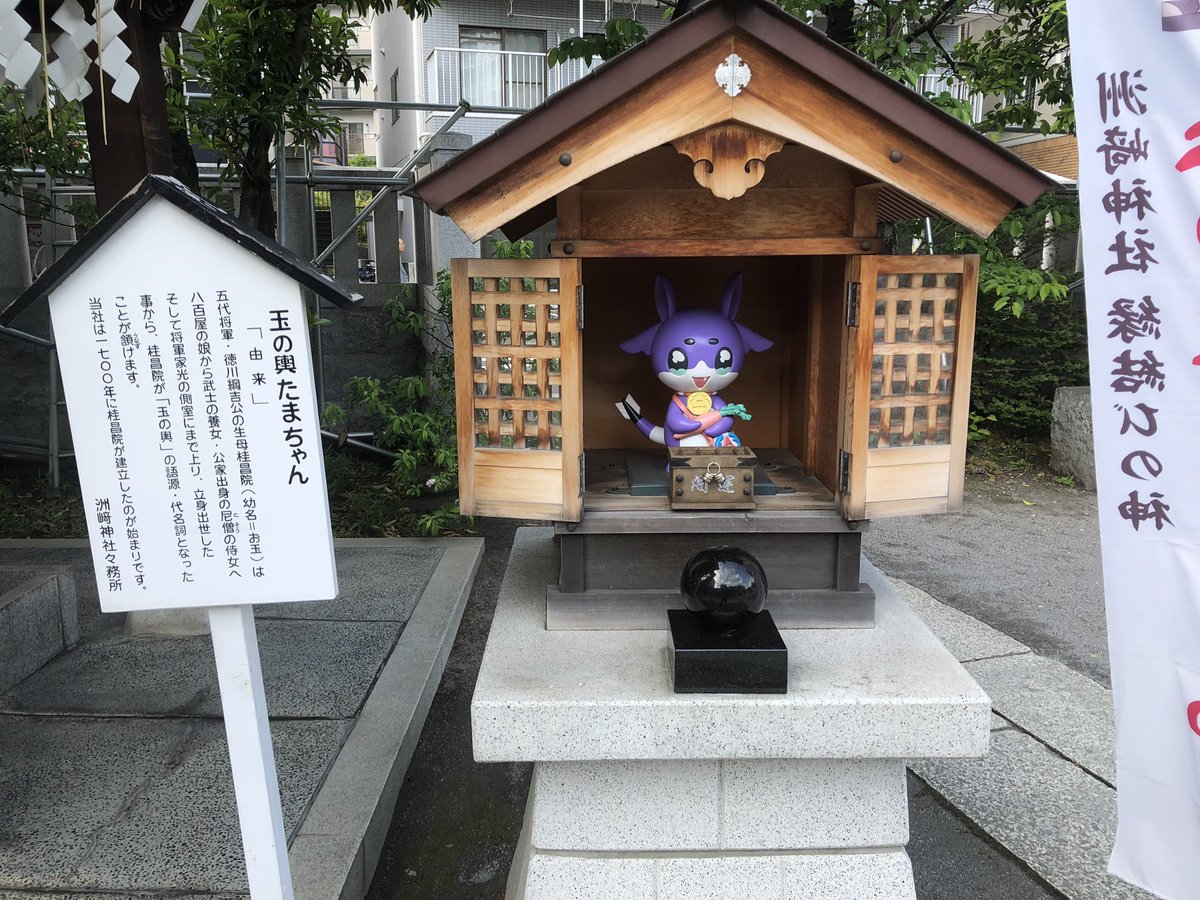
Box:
left=715, top=52, right=751, bottom=97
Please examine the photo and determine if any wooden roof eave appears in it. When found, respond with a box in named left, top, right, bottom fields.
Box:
left=410, top=0, right=1055, bottom=244
left=437, top=32, right=1038, bottom=242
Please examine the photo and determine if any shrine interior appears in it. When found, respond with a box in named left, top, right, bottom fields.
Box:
left=580, top=253, right=846, bottom=513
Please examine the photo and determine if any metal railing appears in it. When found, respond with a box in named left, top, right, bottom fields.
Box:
left=425, top=47, right=555, bottom=111
left=916, top=72, right=986, bottom=124
left=329, top=84, right=366, bottom=100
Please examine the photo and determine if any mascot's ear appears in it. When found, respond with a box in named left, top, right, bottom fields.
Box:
left=719, top=272, right=743, bottom=321
left=738, top=323, right=774, bottom=354
left=655, top=274, right=677, bottom=322
left=620, top=324, right=659, bottom=356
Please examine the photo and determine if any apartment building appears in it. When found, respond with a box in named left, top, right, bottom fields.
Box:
left=372, top=1, right=668, bottom=169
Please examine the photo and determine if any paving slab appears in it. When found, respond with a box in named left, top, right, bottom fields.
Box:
left=259, top=545, right=444, bottom=621
left=0, top=716, right=348, bottom=893
left=0, top=535, right=483, bottom=900
left=882, top=573, right=1031, bottom=664
left=913, top=729, right=1152, bottom=900
left=0, top=716, right=187, bottom=889
left=1, top=619, right=400, bottom=719
left=967, top=653, right=1116, bottom=785
left=905, top=773, right=1058, bottom=900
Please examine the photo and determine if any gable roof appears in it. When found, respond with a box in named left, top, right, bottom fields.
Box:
left=1, top=175, right=361, bottom=326
left=409, top=0, right=1056, bottom=240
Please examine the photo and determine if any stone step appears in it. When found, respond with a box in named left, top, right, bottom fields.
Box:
left=0, top=566, right=80, bottom=692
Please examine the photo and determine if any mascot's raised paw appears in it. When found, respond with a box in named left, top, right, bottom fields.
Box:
left=616, top=273, right=772, bottom=448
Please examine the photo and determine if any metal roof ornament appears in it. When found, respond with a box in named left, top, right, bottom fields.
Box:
left=715, top=52, right=751, bottom=97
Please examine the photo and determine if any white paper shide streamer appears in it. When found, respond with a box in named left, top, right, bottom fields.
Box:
left=1066, top=2, right=1200, bottom=898
left=0, top=0, right=172, bottom=106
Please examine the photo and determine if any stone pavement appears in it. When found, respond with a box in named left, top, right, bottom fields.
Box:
left=896, top=576, right=1151, bottom=900
left=0, top=537, right=483, bottom=899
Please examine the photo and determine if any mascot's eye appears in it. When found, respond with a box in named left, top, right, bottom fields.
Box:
left=668, top=348, right=688, bottom=372
left=708, top=338, right=719, bottom=345
left=716, top=347, right=734, bottom=372
left=684, top=338, right=696, bottom=345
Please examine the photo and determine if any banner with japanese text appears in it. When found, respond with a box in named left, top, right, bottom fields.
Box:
left=1067, top=3, right=1200, bottom=896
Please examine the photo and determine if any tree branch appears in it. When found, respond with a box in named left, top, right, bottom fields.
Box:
left=908, top=0, right=964, bottom=42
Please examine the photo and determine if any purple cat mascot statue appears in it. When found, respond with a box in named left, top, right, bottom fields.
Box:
left=616, top=273, right=773, bottom=447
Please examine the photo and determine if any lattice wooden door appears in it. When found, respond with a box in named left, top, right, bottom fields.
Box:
left=451, top=258, right=584, bottom=522
left=841, top=256, right=979, bottom=519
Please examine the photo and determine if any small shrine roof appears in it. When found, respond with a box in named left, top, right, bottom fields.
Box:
left=409, top=0, right=1056, bottom=241
left=1, top=175, right=360, bottom=326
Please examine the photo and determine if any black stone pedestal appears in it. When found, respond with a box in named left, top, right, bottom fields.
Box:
left=669, top=609, right=788, bottom=694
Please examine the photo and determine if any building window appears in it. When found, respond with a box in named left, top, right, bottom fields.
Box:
left=458, top=26, right=546, bottom=109
left=390, top=68, right=400, bottom=122
left=342, top=122, right=366, bottom=158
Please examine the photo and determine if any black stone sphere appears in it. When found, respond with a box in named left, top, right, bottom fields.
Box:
left=680, top=546, right=768, bottom=631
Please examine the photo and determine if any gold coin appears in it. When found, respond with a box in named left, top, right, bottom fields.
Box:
left=686, top=392, right=713, bottom=415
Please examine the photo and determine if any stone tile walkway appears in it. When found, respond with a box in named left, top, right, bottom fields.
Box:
left=0, top=538, right=482, bottom=899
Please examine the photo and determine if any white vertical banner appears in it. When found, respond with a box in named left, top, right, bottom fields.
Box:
left=1067, top=3, right=1200, bottom=897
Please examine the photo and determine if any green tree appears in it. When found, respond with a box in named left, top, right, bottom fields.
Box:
left=954, top=0, right=1072, bottom=134
left=166, top=0, right=437, bottom=238
left=0, top=86, right=89, bottom=202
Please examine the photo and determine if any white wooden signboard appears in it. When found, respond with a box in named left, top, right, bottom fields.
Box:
left=3, top=177, right=362, bottom=900
left=49, top=197, right=336, bottom=612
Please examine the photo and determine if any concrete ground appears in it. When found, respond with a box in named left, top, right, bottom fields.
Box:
left=0, top=538, right=482, bottom=899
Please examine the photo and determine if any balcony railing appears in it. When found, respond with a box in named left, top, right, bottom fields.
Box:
left=329, top=84, right=367, bottom=100
left=916, top=72, right=985, bottom=124
left=425, top=47, right=590, bottom=111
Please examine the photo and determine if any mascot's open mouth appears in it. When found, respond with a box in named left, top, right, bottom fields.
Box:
left=692, top=376, right=710, bottom=390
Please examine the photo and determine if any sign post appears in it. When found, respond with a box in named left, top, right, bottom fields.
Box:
left=0, top=176, right=361, bottom=899
left=209, top=605, right=293, bottom=898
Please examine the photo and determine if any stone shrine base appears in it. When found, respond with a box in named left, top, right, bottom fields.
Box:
left=472, top=529, right=991, bottom=899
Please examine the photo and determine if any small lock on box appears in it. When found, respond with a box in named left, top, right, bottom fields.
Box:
left=668, top=446, right=757, bottom=510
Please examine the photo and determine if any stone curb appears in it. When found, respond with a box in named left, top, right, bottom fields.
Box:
left=289, top=537, right=484, bottom=900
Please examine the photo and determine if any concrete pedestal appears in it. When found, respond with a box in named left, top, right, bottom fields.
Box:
left=473, top=529, right=991, bottom=900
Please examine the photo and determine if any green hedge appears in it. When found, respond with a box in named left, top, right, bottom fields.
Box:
left=971, top=289, right=1089, bottom=439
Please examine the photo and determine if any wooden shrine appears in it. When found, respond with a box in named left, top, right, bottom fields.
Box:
left=409, top=0, right=1054, bottom=629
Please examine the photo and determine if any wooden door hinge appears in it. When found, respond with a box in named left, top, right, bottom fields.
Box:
left=576, top=284, right=585, bottom=330
left=838, top=450, right=851, bottom=494
left=846, top=281, right=860, bottom=328
left=579, top=452, right=586, bottom=497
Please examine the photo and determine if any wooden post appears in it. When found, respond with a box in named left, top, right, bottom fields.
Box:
left=208, top=605, right=294, bottom=900
left=82, top=3, right=175, bottom=214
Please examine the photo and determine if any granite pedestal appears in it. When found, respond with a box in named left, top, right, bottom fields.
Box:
left=472, top=529, right=991, bottom=899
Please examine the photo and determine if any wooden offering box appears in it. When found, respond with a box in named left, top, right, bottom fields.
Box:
left=668, top=447, right=757, bottom=510
left=411, top=0, right=1053, bottom=630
